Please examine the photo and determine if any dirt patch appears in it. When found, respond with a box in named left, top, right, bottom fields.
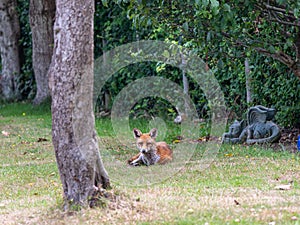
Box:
left=276, top=128, right=300, bottom=153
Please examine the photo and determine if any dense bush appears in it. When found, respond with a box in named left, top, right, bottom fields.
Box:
left=17, top=0, right=35, bottom=99
left=9, top=0, right=300, bottom=128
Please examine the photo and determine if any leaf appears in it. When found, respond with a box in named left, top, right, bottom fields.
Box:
left=201, top=0, right=210, bottom=7
left=167, top=108, right=175, bottom=113
left=1, top=131, right=9, bottom=137
left=274, top=184, right=292, bottom=190
left=206, top=31, right=211, bottom=42
left=162, top=50, right=170, bottom=58
left=210, top=0, right=219, bottom=9
left=223, top=3, right=231, bottom=12
left=294, top=8, right=299, bottom=18
left=101, top=0, right=108, bottom=7
left=183, top=22, right=189, bottom=32
left=198, top=137, right=207, bottom=142
left=37, top=137, right=48, bottom=142
left=269, top=45, right=277, bottom=54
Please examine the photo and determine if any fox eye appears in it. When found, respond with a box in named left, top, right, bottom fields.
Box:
left=146, top=142, right=152, bottom=146
left=138, top=142, right=143, bottom=146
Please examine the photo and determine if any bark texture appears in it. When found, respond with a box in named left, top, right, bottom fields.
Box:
left=245, top=58, right=252, bottom=104
left=29, top=0, right=55, bottom=104
left=0, top=0, right=20, bottom=100
left=50, top=0, right=110, bottom=208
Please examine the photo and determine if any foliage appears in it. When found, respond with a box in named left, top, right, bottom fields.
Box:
left=17, top=0, right=35, bottom=99
left=2, top=0, right=300, bottom=127
left=113, top=0, right=300, bottom=127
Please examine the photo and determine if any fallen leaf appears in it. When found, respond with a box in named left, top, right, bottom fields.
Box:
left=37, top=137, right=48, bottom=142
left=274, top=184, right=292, bottom=190
left=186, top=208, right=194, bottom=214
left=1, top=130, right=9, bottom=136
left=291, top=216, right=297, bottom=221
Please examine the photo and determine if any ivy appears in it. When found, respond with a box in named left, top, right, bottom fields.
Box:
left=11, top=0, right=300, bottom=127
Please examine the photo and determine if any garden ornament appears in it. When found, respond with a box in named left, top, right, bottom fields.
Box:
left=222, top=105, right=281, bottom=144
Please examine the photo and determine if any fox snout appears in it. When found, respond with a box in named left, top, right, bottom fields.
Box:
left=140, top=149, right=147, bottom=153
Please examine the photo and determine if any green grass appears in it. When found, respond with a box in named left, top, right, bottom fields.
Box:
left=0, top=102, right=299, bottom=225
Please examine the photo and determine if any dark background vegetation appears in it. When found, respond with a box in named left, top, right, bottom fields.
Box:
left=3, top=0, right=300, bottom=128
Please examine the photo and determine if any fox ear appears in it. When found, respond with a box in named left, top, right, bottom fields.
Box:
left=133, top=128, right=142, bottom=138
left=149, top=128, right=158, bottom=139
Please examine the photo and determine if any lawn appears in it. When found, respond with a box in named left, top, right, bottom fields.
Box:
left=0, top=103, right=299, bottom=225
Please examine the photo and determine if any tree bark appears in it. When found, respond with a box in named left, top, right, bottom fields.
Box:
left=182, top=61, right=189, bottom=117
left=245, top=58, right=252, bottom=104
left=0, top=0, right=20, bottom=100
left=49, top=0, right=110, bottom=208
left=29, top=0, right=55, bottom=105
left=292, top=30, right=300, bottom=80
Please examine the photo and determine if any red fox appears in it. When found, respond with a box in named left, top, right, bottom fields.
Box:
left=128, top=128, right=173, bottom=166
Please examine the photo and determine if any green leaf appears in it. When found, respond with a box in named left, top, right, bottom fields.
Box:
left=210, top=0, right=219, bottom=9
left=206, top=31, right=211, bottom=42
left=183, top=22, right=189, bottom=32
left=102, top=0, right=108, bottom=7
left=269, top=45, right=276, bottom=54
left=223, top=3, right=231, bottom=12
left=162, top=50, right=170, bottom=58
left=294, top=8, right=299, bottom=18
left=203, top=0, right=210, bottom=7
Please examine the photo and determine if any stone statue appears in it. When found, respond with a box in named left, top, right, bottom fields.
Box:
left=222, top=105, right=281, bottom=144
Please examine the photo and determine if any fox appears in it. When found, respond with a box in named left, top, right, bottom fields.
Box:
left=128, top=128, right=173, bottom=166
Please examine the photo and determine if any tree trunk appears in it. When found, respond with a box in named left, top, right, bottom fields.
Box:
left=49, top=0, right=110, bottom=209
left=0, top=0, right=20, bottom=100
left=245, top=58, right=252, bottom=104
left=29, top=0, right=55, bottom=105
left=292, top=30, right=300, bottom=80
left=181, top=52, right=189, bottom=118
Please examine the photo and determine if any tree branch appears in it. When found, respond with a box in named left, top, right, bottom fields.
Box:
left=253, top=47, right=295, bottom=68
left=269, top=18, right=300, bottom=27
left=255, top=2, right=300, bottom=27
left=264, top=3, right=294, bottom=16
left=221, top=31, right=296, bottom=69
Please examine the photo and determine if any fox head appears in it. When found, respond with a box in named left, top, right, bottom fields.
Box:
left=133, top=128, right=157, bottom=154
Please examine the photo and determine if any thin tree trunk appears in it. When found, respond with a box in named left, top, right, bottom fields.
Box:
left=29, top=0, right=55, bottom=105
left=245, top=58, right=252, bottom=104
left=0, top=0, right=20, bottom=100
left=293, top=30, right=300, bottom=80
left=181, top=52, right=189, bottom=118
left=49, top=0, right=110, bottom=209
left=182, top=70, right=189, bottom=116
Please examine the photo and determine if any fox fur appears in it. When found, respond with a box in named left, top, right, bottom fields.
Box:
left=128, top=128, right=173, bottom=166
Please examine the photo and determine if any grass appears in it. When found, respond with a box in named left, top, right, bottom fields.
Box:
left=0, top=102, right=299, bottom=224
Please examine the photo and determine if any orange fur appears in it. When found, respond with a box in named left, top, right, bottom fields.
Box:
left=128, top=128, right=173, bottom=166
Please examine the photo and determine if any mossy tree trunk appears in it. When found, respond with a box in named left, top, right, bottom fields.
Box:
left=29, top=0, right=55, bottom=105
left=0, top=0, right=20, bottom=100
left=49, top=0, right=110, bottom=209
